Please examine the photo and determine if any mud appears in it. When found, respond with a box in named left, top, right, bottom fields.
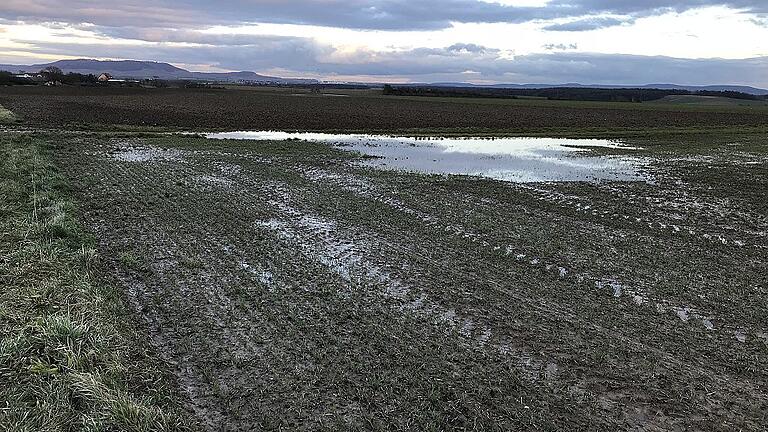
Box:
left=51, top=133, right=768, bottom=431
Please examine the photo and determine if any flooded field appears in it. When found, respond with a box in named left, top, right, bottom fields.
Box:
left=208, top=132, right=647, bottom=182
left=38, top=130, right=768, bottom=430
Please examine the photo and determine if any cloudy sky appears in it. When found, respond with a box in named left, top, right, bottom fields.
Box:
left=0, top=0, right=767, bottom=86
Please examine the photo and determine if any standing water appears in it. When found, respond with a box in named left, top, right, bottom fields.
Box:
left=206, top=132, right=646, bottom=183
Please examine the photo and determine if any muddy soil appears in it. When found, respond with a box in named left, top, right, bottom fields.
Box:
left=51, top=133, right=768, bottom=431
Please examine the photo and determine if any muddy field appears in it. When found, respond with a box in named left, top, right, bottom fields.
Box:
left=2, top=86, right=768, bottom=132
left=31, top=130, right=766, bottom=430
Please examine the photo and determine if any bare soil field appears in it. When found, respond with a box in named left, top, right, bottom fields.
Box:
left=1, top=86, right=768, bottom=132
left=21, top=130, right=763, bottom=430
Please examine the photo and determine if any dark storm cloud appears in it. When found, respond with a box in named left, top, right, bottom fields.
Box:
left=1, top=0, right=766, bottom=31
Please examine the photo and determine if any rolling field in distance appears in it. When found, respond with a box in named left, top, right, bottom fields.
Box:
left=649, top=94, right=768, bottom=107
left=2, top=86, right=768, bottom=134
left=1, top=89, right=767, bottom=431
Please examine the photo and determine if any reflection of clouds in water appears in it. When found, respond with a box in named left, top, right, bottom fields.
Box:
left=206, top=131, right=646, bottom=183
left=438, top=137, right=637, bottom=157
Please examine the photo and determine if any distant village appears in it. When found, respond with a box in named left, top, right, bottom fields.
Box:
left=1, top=66, right=367, bottom=91
left=0, top=68, right=295, bottom=90
left=0, top=66, right=193, bottom=88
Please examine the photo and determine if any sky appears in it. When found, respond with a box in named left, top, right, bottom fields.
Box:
left=0, top=1, right=767, bottom=86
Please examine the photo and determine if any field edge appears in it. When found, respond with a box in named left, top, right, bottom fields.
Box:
left=0, top=133, right=196, bottom=431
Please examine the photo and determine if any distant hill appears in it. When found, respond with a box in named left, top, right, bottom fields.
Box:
left=424, top=82, right=768, bottom=96
left=0, top=59, right=317, bottom=84
left=1, top=59, right=766, bottom=95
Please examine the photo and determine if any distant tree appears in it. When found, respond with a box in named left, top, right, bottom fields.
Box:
left=697, top=90, right=759, bottom=101
left=40, top=66, right=65, bottom=82
left=0, top=71, right=12, bottom=85
left=380, top=85, right=761, bottom=103
left=61, top=72, right=99, bottom=85
left=0, top=70, right=35, bottom=85
left=145, top=78, right=169, bottom=88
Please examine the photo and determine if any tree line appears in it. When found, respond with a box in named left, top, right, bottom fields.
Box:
left=382, top=84, right=767, bottom=102
left=0, top=67, right=100, bottom=86
left=0, top=67, right=176, bottom=88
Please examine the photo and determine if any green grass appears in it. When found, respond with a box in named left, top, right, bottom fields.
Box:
left=0, top=104, right=17, bottom=124
left=0, top=135, right=193, bottom=431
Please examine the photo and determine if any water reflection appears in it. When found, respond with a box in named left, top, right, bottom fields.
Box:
left=206, top=131, right=646, bottom=183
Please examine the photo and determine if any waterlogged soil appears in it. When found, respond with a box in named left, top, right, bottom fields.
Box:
left=48, top=132, right=768, bottom=431
left=207, top=132, right=648, bottom=183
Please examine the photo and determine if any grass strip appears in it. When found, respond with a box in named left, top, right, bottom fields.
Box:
left=0, top=104, right=17, bottom=124
left=0, top=134, right=193, bottom=431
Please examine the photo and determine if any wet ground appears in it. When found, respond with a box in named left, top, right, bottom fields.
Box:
left=49, top=131, right=768, bottom=430
left=207, top=132, right=647, bottom=183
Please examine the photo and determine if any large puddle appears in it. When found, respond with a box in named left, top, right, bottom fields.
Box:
left=206, top=132, right=646, bottom=183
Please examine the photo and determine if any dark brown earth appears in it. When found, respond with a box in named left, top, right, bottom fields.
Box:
left=2, top=86, right=768, bottom=131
